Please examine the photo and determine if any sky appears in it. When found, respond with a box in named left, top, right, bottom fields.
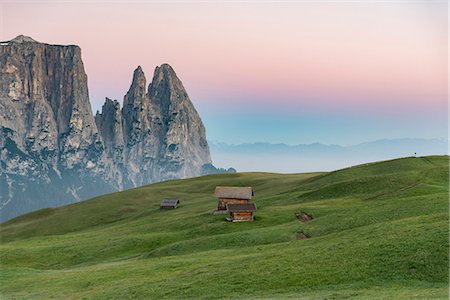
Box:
left=0, top=0, right=447, bottom=145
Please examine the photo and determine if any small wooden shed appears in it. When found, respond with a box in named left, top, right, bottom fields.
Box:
left=160, top=199, right=180, bottom=209
left=226, top=203, right=257, bottom=222
left=214, top=186, right=254, bottom=211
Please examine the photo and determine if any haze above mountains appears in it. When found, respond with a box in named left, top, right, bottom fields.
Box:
left=210, top=138, right=448, bottom=173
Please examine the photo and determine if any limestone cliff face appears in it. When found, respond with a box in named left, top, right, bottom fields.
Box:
left=94, top=98, right=127, bottom=189
left=1, top=36, right=99, bottom=160
left=97, top=64, right=212, bottom=187
left=0, top=36, right=215, bottom=222
left=0, top=36, right=118, bottom=221
left=147, top=64, right=211, bottom=179
left=95, top=98, right=124, bottom=157
left=121, top=66, right=158, bottom=185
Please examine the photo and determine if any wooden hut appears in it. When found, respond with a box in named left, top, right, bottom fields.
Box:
left=160, top=199, right=180, bottom=209
left=214, top=186, right=254, bottom=212
left=226, top=203, right=257, bottom=222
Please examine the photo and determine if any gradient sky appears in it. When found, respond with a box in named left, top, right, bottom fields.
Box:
left=1, top=0, right=447, bottom=145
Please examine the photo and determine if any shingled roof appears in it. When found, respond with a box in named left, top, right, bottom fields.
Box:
left=160, top=199, right=179, bottom=207
left=226, top=203, right=257, bottom=212
left=214, top=186, right=254, bottom=200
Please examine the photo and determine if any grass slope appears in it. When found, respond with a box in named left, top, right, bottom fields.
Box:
left=0, top=156, right=448, bottom=299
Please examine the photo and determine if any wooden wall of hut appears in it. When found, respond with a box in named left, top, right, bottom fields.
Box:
left=218, top=198, right=248, bottom=210
left=231, top=212, right=253, bottom=221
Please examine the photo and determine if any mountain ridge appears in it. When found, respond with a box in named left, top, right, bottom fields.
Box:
left=209, top=138, right=448, bottom=173
left=0, top=36, right=216, bottom=222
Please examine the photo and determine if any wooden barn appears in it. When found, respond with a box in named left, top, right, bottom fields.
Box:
left=160, top=199, right=180, bottom=209
left=214, top=186, right=254, bottom=212
left=226, top=203, right=257, bottom=222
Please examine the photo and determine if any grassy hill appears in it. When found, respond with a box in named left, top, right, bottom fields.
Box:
left=0, top=156, right=448, bottom=299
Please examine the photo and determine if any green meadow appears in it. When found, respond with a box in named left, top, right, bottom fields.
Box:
left=0, top=156, right=448, bottom=299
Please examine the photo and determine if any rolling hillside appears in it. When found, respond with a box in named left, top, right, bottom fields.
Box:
left=0, top=156, right=448, bottom=299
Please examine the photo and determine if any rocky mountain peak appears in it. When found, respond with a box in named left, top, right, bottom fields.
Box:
left=151, top=63, right=178, bottom=89
left=148, top=63, right=189, bottom=112
left=7, top=35, right=38, bottom=43
left=1, top=39, right=217, bottom=222
left=129, top=66, right=146, bottom=97
left=122, top=66, right=147, bottom=115
left=104, top=97, right=120, bottom=108
left=154, top=63, right=176, bottom=78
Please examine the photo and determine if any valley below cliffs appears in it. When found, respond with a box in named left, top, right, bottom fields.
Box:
left=0, top=35, right=219, bottom=222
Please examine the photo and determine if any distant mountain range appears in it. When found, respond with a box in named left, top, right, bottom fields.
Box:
left=210, top=138, right=448, bottom=173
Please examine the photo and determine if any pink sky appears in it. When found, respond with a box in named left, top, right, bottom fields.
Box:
left=0, top=1, right=447, bottom=144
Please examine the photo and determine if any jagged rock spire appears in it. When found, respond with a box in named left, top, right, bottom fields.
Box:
left=122, top=66, right=151, bottom=147
left=95, top=97, right=124, bottom=152
left=148, top=63, right=185, bottom=110
left=124, top=66, right=146, bottom=106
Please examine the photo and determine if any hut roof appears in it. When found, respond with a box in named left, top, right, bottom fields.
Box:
left=160, top=199, right=179, bottom=206
left=226, top=202, right=257, bottom=212
left=214, top=186, right=254, bottom=200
